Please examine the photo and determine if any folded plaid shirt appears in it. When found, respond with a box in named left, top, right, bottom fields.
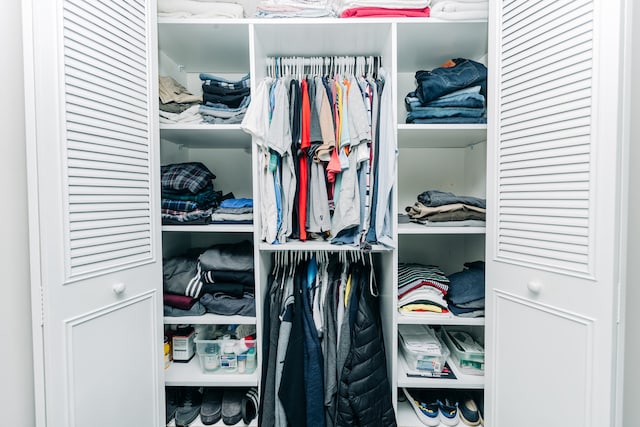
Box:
left=161, top=199, right=199, bottom=212
left=161, top=162, right=215, bottom=194
left=161, top=207, right=213, bottom=223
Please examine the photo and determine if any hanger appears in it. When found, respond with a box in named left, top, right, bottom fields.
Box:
left=368, top=252, right=378, bottom=297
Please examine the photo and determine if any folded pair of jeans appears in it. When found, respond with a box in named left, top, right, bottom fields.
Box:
left=414, top=58, right=487, bottom=104
left=406, top=85, right=484, bottom=110
left=406, top=106, right=485, bottom=121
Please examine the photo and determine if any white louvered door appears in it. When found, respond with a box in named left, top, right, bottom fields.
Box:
left=23, top=0, right=163, bottom=426
left=485, top=0, right=629, bottom=426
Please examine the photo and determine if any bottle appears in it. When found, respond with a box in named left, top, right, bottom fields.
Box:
left=202, top=343, right=220, bottom=373
left=220, top=343, right=237, bottom=372
left=245, top=347, right=256, bottom=373
left=237, top=353, right=247, bottom=373
left=164, top=336, right=171, bottom=369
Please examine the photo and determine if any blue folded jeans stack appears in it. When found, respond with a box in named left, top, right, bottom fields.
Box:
left=405, top=58, right=487, bottom=124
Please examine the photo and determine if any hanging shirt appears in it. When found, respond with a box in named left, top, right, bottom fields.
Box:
left=298, top=78, right=311, bottom=241
left=314, top=75, right=336, bottom=163
left=374, top=68, right=396, bottom=248
left=267, top=79, right=297, bottom=242
left=241, top=78, right=278, bottom=243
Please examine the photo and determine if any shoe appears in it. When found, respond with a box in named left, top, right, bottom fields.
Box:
left=200, top=388, right=223, bottom=425
left=166, top=387, right=181, bottom=424
left=175, top=387, right=203, bottom=427
left=439, top=395, right=460, bottom=426
left=402, top=388, right=440, bottom=426
left=242, top=387, right=259, bottom=424
left=222, top=388, right=243, bottom=425
left=458, top=394, right=481, bottom=426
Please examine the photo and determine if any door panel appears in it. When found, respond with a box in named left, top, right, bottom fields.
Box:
left=23, top=0, right=162, bottom=425
left=487, top=0, right=627, bottom=425
left=67, top=292, right=159, bottom=426
left=493, top=291, right=593, bottom=426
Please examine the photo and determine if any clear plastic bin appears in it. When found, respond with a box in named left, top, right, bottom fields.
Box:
left=399, top=324, right=450, bottom=373
left=195, top=337, right=256, bottom=375
left=440, top=328, right=484, bottom=375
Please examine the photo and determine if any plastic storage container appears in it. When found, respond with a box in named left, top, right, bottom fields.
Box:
left=399, top=324, right=450, bottom=374
left=440, top=328, right=485, bottom=375
left=195, top=337, right=257, bottom=375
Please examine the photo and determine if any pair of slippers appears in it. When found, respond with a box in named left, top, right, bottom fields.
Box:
left=201, top=387, right=258, bottom=426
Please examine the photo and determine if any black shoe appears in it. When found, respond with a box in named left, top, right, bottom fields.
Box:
left=242, top=387, right=259, bottom=424
left=175, top=387, right=203, bottom=427
left=222, top=388, right=243, bottom=425
left=201, top=388, right=223, bottom=425
left=166, top=387, right=181, bottom=424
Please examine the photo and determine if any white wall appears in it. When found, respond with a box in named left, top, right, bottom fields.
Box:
left=623, top=0, right=640, bottom=425
left=0, top=0, right=36, bottom=425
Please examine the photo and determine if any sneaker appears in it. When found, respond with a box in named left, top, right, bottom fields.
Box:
left=166, top=387, right=181, bottom=424
left=175, top=387, right=203, bottom=427
left=439, top=396, right=460, bottom=426
left=458, top=394, right=481, bottom=426
left=200, top=388, right=223, bottom=425
left=242, top=387, right=259, bottom=424
left=402, top=388, right=440, bottom=426
left=222, top=388, right=243, bottom=425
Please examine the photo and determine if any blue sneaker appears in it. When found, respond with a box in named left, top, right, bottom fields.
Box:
left=439, top=396, right=460, bottom=426
left=403, top=388, right=440, bottom=426
left=458, top=394, right=481, bottom=426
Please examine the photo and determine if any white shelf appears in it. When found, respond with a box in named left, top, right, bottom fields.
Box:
left=159, top=124, right=251, bottom=149
left=259, top=240, right=391, bottom=252
left=167, top=414, right=257, bottom=427
left=397, top=352, right=484, bottom=389
left=397, top=124, right=487, bottom=149
left=164, top=314, right=256, bottom=325
left=165, top=357, right=259, bottom=387
left=162, top=224, right=253, bottom=233
left=397, top=222, right=485, bottom=235
left=397, top=312, right=484, bottom=326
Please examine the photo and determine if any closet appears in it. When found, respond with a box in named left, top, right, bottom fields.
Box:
left=158, top=16, right=489, bottom=425
left=22, top=0, right=632, bottom=426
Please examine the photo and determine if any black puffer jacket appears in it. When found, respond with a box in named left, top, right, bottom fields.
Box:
left=336, top=266, right=397, bottom=427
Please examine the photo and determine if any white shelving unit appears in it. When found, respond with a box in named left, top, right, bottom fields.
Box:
left=157, top=12, right=488, bottom=425
left=397, top=313, right=485, bottom=326
left=394, top=17, right=488, bottom=426
left=157, top=18, right=260, bottom=425
left=164, top=314, right=257, bottom=325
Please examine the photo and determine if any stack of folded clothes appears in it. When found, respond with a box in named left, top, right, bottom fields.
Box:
left=212, top=198, right=254, bottom=224
left=161, top=162, right=224, bottom=225
left=197, top=241, right=256, bottom=317
left=163, top=256, right=207, bottom=316
left=405, top=190, right=486, bottom=227
left=337, top=0, right=430, bottom=17
left=158, top=76, right=203, bottom=124
left=405, top=58, right=487, bottom=124
left=254, top=0, right=335, bottom=18
left=199, top=73, right=251, bottom=124
left=158, top=0, right=245, bottom=18
left=446, top=261, right=485, bottom=318
left=398, top=263, right=450, bottom=315
left=163, top=241, right=256, bottom=317
left=430, top=0, right=488, bottom=20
